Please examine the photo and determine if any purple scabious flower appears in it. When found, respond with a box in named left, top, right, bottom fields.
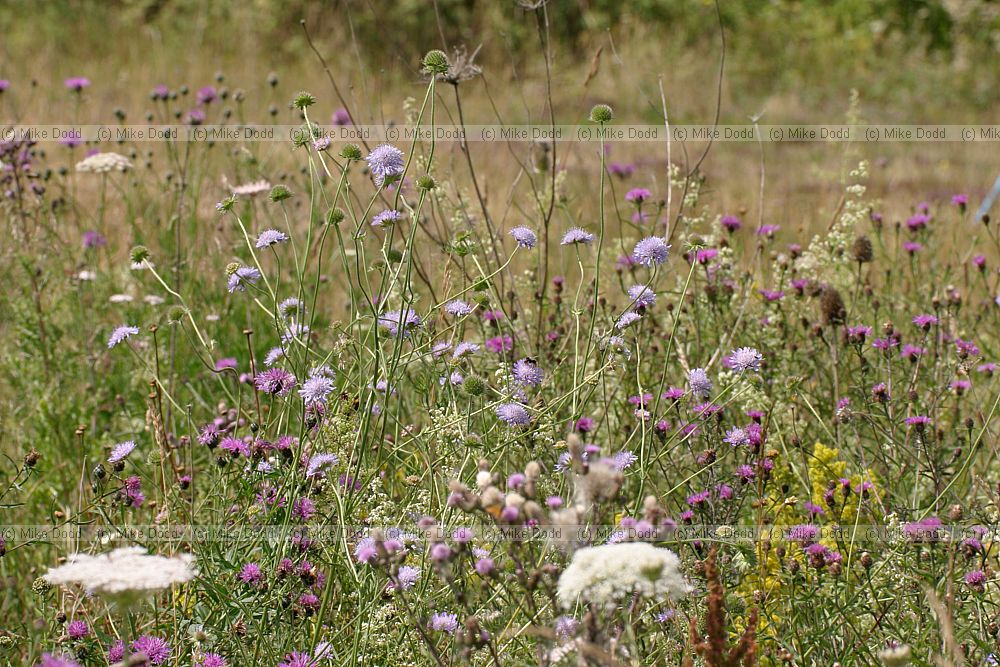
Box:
left=131, top=635, right=171, bottom=665
left=197, top=654, right=228, bottom=667
left=394, top=565, right=421, bottom=590
left=108, top=440, right=137, bottom=464
left=627, top=284, right=656, bottom=309
left=687, top=368, right=712, bottom=398
left=625, top=188, right=652, bottom=204
left=496, top=402, right=530, bottom=426
left=108, top=325, right=140, bottom=349
left=611, top=450, right=638, bottom=470
left=372, top=209, right=401, bottom=227
left=616, top=311, right=642, bottom=330
left=720, top=215, right=742, bottom=232
left=64, top=77, right=91, bottom=91
left=445, top=299, right=473, bottom=316
left=561, top=227, right=595, bottom=245
left=378, top=308, right=422, bottom=338
left=555, top=616, right=580, bottom=640
left=430, top=612, right=459, bottom=634
left=215, top=357, right=237, bottom=371
left=512, top=358, right=544, bottom=387
left=509, top=226, right=537, bottom=248
left=66, top=620, right=89, bottom=639
left=632, top=236, right=670, bottom=266
left=238, top=563, right=264, bottom=586
left=912, top=314, right=938, bottom=330
left=726, top=347, right=763, bottom=372
left=277, top=297, right=305, bottom=319
left=306, top=453, right=339, bottom=478
left=724, top=427, right=749, bottom=447
left=452, top=342, right=480, bottom=358
left=255, top=229, right=289, bottom=248
left=366, top=144, right=405, bottom=187
left=299, top=375, right=335, bottom=404
left=227, top=266, right=261, bottom=293
left=255, top=368, right=297, bottom=396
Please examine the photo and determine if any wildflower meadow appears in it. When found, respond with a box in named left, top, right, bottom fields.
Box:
left=2, top=2, right=1000, bottom=666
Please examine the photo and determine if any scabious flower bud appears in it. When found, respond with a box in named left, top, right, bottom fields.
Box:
left=269, top=185, right=293, bottom=202
left=340, top=144, right=362, bottom=161
left=129, top=245, right=150, bottom=264
left=463, top=375, right=486, bottom=397
left=416, top=174, right=437, bottom=191
left=326, top=207, right=346, bottom=225
left=422, top=50, right=451, bottom=75
left=589, top=104, right=614, bottom=123
left=292, top=91, right=316, bottom=109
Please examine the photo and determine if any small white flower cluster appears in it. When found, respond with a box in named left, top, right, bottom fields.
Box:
left=231, top=179, right=271, bottom=196
left=75, top=152, right=133, bottom=173
left=556, top=542, right=690, bottom=609
left=44, top=546, right=196, bottom=595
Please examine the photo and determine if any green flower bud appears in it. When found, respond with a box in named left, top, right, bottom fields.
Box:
left=340, top=144, right=363, bottom=161
left=589, top=104, right=614, bottom=124
left=422, top=50, right=451, bottom=75
left=269, top=185, right=293, bottom=202
left=292, top=91, right=316, bottom=109
left=463, top=375, right=486, bottom=397
left=129, top=246, right=150, bottom=264
left=216, top=194, right=237, bottom=213
left=386, top=249, right=404, bottom=264
left=326, top=208, right=346, bottom=225
left=416, top=175, right=437, bottom=191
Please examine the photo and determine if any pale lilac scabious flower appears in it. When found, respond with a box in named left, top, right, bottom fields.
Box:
left=633, top=237, right=670, bottom=266
left=108, top=325, right=140, bottom=349
left=496, top=402, right=530, bottom=426
left=561, top=227, right=595, bottom=245
left=688, top=368, right=712, bottom=398
left=616, top=311, right=642, bottom=330
left=306, top=453, right=339, bottom=478
left=430, top=612, right=459, bottom=633
left=372, top=209, right=401, bottom=227
left=130, top=635, right=171, bottom=665
left=512, top=358, right=544, bottom=387
left=378, top=308, right=422, bottom=338
left=366, top=144, right=405, bottom=187
left=724, top=427, right=749, bottom=447
left=453, top=342, right=480, bottom=358
left=227, top=266, right=261, bottom=293
left=611, top=450, right=638, bottom=470
left=445, top=299, right=473, bottom=316
left=395, top=565, right=421, bottom=590
left=109, top=440, right=137, bottom=463
left=627, top=284, right=656, bottom=309
left=299, top=375, right=334, bottom=404
left=510, top=226, right=537, bottom=248
left=726, top=347, right=763, bottom=372
left=255, top=229, right=288, bottom=248
left=264, top=346, right=285, bottom=367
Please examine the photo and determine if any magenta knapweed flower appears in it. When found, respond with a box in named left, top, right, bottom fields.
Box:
left=196, top=86, right=216, bottom=104
left=759, top=289, right=784, bottom=302
left=903, top=241, right=923, bottom=254
left=900, top=344, right=926, bottom=360
left=39, top=655, right=81, bottom=667
left=496, top=402, right=530, bottom=426
left=952, top=193, right=968, bottom=208
left=0, top=79, right=9, bottom=92
left=965, top=569, right=987, bottom=591
left=255, top=229, right=289, bottom=248
left=608, top=162, right=635, bottom=177
left=219, top=437, right=250, bottom=457
left=787, top=524, right=819, bottom=544
left=108, top=440, right=137, bottom=464
left=905, top=415, right=932, bottom=429
left=509, top=226, right=537, bottom=248
left=254, top=368, right=297, bottom=396
left=726, top=347, right=763, bottom=372
left=278, top=651, right=316, bottom=667
left=187, top=109, right=205, bottom=125
left=366, top=144, right=405, bottom=187
left=66, top=620, right=89, bottom=639
left=662, top=387, right=684, bottom=401
left=912, top=314, right=938, bottom=329
left=695, top=248, right=718, bottom=264
left=575, top=416, right=594, bottom=432
left=633, top=236, right=670, bottom=266
left=903, top=516, right=942, bottom=540
left=846, top=325, right=873, bottom=344
left=906, top=213, right=930, bottom=231
left=131, top=635, right=170, bottom=665
left=82, top=230, right=107, bottom=248
left=107, top=325, right=140, bottom=349
left=64, top=77, right=91, bottom=91
left=108, top=640, right=125, bottom=662
left=625, top=188, right=652, bottom=204
left=485, top=335, right=513, bottom=353
left=561, top=227, right=595, bottom=245
left=197, top=654, right=228, bottom=667
left=757, top=224, right=780, bottom=237
left=238, top=563, right=264, bottom=586
left=720, top=215, right=742, bottom=232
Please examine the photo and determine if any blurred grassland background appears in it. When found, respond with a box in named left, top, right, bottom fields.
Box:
left=0, top=0, right=998, bottom=237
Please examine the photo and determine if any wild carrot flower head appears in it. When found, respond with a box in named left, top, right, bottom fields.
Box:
left=44, top=547, right=196, bottom=597
left=366, top=143, right=405, bottom=187
left=632, top=237, right=670, bottom=266
left=556, top=543, right=690, bottom=609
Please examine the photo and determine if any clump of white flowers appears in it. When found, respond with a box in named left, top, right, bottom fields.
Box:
left=556, top=542, right=690, bottom=609
left=43, top=547, right=196, bottom=596
left=75, top=152, right=133, bottom=173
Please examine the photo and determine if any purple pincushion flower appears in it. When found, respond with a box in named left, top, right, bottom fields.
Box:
left=366, top=144, right=405, bottom=187
left=632, top=237, right=670, bottom=266
left=108, top=325, right=140, bottom=349
left=688, top=368, right=712, bottom=398
left=445, top=299, right=473, bottom=316
left=299, top=375, right=334, bottom=404
left=496, top=402, right=530, bottom=426
left=255, top=229, right=289, bottom=248
left=254, top=368, right=297, bottom=396
left=509, top=226, right=537, bottom=248
left=430, top=612, right=459, bottom=634
left=512, top=358, right=544, bottom=387
left=561, top=227, right=595, bottom=245
left=226, top=266, right=261, bottom=293
left=627, top=284, right=656, bottom=309
left=108, top=440, right=137, bottom=464
left=378, top=308, right=422, bottom=338
left=372, top=209, right=402, bottom=227
left=726, top=347, right=763, bottom=372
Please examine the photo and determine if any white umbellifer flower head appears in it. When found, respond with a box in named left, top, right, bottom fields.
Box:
left=231, top=179, right=272, bottom=196
left=44, top=547, right=196, bottom=598
left=556, top=542, right=690, bottom=609
left=75, top=152, right=133, bottom=173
